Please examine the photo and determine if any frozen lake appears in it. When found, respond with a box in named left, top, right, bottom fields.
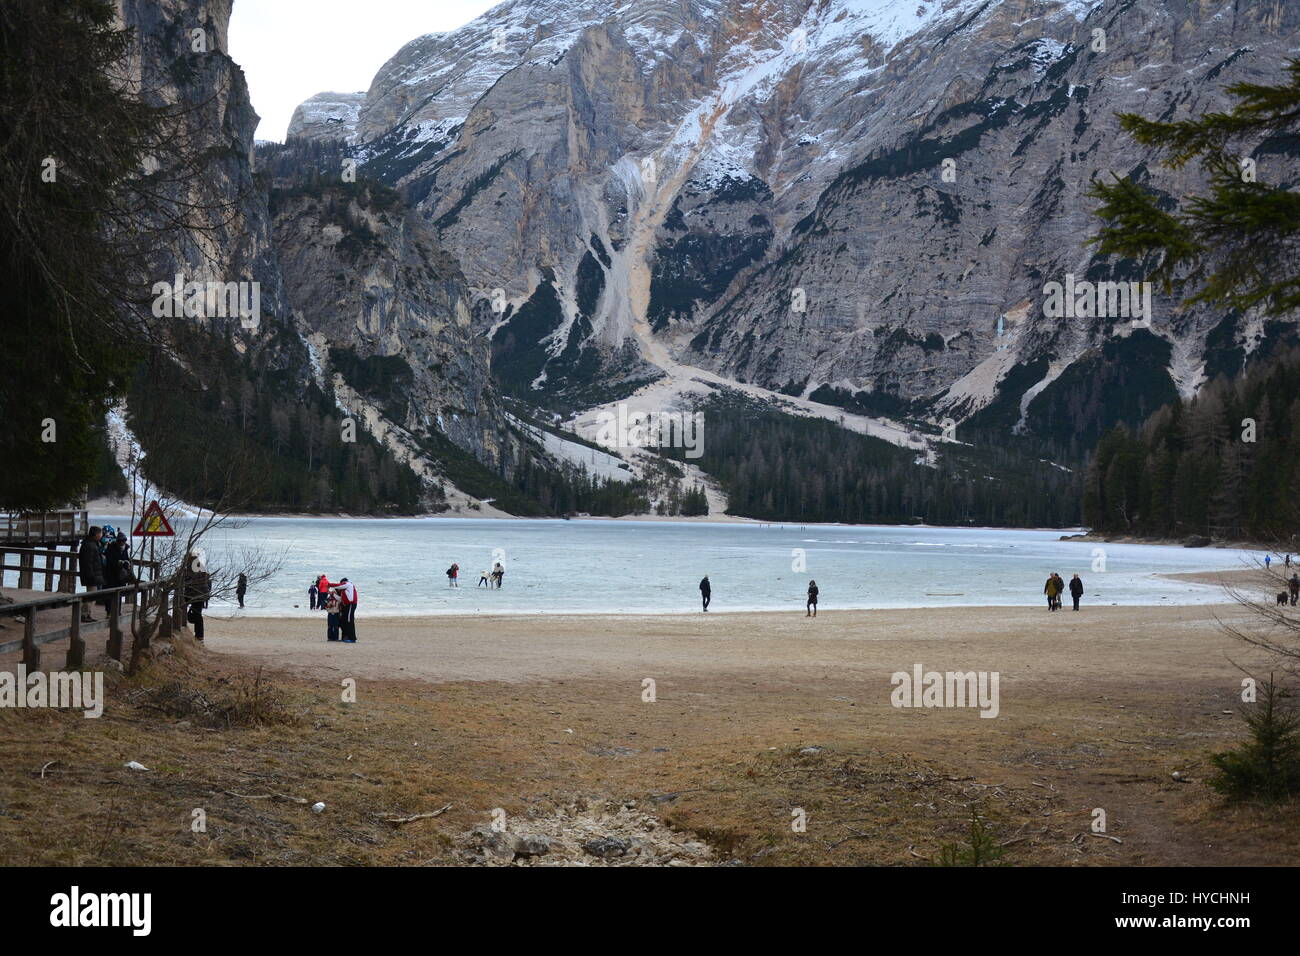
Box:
left=72, top=515, right=1260, bottom=617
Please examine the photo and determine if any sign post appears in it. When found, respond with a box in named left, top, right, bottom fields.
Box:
left=132, top=500, right=175, bottom=583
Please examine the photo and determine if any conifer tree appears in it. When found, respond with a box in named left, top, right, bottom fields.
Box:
left=1091, top=61, right=1300, bottom=316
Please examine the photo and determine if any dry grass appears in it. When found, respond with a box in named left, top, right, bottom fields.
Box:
left=1, top=635, right=1299, bottom=866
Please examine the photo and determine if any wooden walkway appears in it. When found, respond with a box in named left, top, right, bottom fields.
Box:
left=0, top=547, right=179, bottom=673
left=0, top=587, right=131, bottom=660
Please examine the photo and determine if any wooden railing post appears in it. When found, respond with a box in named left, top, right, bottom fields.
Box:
left=43, top=550, right=54, bottom=591
left=66, top=600, right=85, bottom=670
left=21, top=610, right=39, bottom=671
left=106, top=597, right=123, bottom=661
left=132, top=588, right=151, bottom=670
left=157, top=585, right=173, bottom=641
left=18, top=551, right=32, bottom=590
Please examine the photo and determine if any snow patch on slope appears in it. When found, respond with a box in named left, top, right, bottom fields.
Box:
left=509, top=414, right=633, bottom=483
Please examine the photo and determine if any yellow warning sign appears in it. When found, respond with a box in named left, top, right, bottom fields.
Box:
left=132, top=500, right=175, bottom=537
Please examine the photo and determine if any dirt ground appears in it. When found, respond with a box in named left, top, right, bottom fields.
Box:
left=1, top=602, right=1297, bottom=866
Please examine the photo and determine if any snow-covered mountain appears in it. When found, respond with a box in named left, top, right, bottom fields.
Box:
left=288, top=0, right=1299, bottom=451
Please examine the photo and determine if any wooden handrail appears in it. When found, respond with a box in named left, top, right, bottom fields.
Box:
left=0, top=559, right=160, bottom=575
left=0, top=545, right=160, bottom=592
left=0, top=579, right=172, bottom=616
left=0, top=510, right=89, bottom=542
left=0, top=576, right=181, bottom=670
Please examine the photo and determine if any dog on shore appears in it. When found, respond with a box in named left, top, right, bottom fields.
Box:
left=1277, top=592, right=1289, bottom=606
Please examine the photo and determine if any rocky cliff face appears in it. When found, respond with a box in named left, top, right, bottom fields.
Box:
left=323, top=0, right=1300, bottom=442
left=112, top=0, right=524, bottom=511
left=267, top=176, right=506, bottom=465
left=118, top=0, right=297, bottom=359
left=287, top=91, right=365, bottom=142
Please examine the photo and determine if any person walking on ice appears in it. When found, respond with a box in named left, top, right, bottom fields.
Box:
left=700, top=575, right=711, bottom=612
left=446, top=563, right=460, bottom=587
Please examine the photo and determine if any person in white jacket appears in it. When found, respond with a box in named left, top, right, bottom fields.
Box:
left=334, top=578, right=358, bottom=642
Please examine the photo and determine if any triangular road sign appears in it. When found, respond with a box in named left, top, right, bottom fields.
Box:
left=132, top=500, right=175, bottom=537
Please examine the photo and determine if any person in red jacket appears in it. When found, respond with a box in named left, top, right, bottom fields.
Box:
left=335, top=577, right=358, bottom=643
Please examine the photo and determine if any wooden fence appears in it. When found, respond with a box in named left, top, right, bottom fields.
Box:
left=0, top=547, right=176, bottom=671
left=0, top=545, right=158, bottom=592
left=0, top=510, right=89, bottom=546
left=0, top=580, right=185, bottom=671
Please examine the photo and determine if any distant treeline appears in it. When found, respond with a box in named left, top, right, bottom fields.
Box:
left=660, top=393, right=1082, bottom=527
left=1084, top=348, right=1300, bottom=540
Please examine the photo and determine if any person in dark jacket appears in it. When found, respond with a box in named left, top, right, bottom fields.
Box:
left=181, top=554, right=211, bottom=642
left=103, top=533, right=127, bottom=612
left=700, top=575, right=711, bottom=612
left=323, top=589, right=341, bottom=641
left=77, top=526, right=105, bottom=622
left=806, top=580, right=819, bottom=617
left=1068, top=573, right=1084, bottom=611
left=236, top=573, right=247, bottom=608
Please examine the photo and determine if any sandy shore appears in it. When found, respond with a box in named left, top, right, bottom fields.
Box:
left=9, top=599, right=1300, bottom=866
left=207, top=603, right=1262, bottom=686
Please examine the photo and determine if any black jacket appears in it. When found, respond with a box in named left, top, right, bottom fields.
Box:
left=1069, top=577, right=1084, bottom=596
left=78, top=537, right=105, bottom=587
left=181, top=568, right=211, bottom=607
left=104, top=541, right=126, bottom=586
left=699, top=577, right=711, bottom=595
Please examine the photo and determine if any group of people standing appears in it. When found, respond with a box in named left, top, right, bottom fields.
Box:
left=1043, top=572, right=1085, bottom=611
left=444, top=561, right=505, bottom=588
left=76, top=525, right=135, bottom=623
left=311, top=574, right=358, bottom=642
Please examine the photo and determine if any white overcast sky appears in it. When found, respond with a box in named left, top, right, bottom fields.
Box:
left=229, top=0, right=499, bottom=142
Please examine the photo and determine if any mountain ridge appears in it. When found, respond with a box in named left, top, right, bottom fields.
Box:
left=287, top=0, right=1297, bottom=453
